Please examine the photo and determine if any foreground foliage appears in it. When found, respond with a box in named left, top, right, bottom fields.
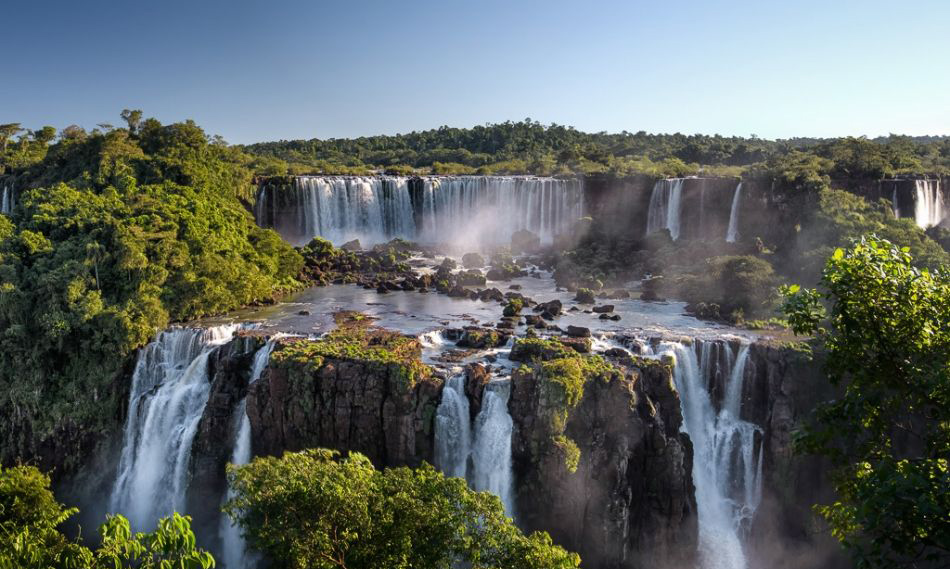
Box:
left=224, top=449, right=580, bottom=569
left=782, top=237, right=950, bottom=568
left=0, top=464, right=213, bottom=569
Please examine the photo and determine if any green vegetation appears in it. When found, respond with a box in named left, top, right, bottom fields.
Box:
left=225, top=448, right=580, bottom=569
left=0, top=112, right=301, bottom=470
left=240, top=120, right=950, bottom=177
left=782, top=237, right=950, bottom=568
left=512, top=337, right=621, bottom=471
left=503, top=297, right=523, bottom=317
left=271, top=325, right=431, bottom=391
left=0, top=464, right=213, bottom=569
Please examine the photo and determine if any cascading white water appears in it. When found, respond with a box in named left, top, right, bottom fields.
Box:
left=416, top=176, right=583, bottom=249
left=256, top=175, right=584, bottom=248
left=110, top=325, right=239, bottom=531
left=219, top=339, right=279, bottom=569
left=725, top=182, right=743, bottom=243
left=434, top=373, right=472, bottom=479
left=659, top=341, right=762, bottom=569
left=434, top=373, right=515, bottom=516
left=914, top=179, right=945, bottom=228
left=470, top=380, right=515, bottom=515
left=256, top=176, right=416, bottom=246
left=1, top=185, right=12, bottom=215
left=646, top=178, right=685, bottom=240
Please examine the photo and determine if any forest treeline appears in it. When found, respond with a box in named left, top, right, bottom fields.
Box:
left=0, top=112, right=302, bottom=471
left=239, top=119, right=950, bottom=178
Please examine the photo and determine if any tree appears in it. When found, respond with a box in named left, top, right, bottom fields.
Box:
left=120, top=109, right=143, bottom=135
left=782, top=236, right=950, bottom=568
left=0, top=464, right=214, bottom=569
left=225, top=449, right=581, bottom=569
left=0, top=124, right=22, bottom=152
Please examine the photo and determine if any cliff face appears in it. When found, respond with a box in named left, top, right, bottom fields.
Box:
left=741, top=342, right=846, bottom=569
left=508, top=352, right=698, bottom=569
left=245, top=334, right=442, bottom=469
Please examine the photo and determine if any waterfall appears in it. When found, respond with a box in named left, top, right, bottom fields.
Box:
left=415, top=176, right=583, bottom=249
left=914, top=179, right=945, bottom=228
left=219, top=339, right=278, bottom=569
left=255, top=175, right=583, bottom=248
left=646, top=178, right=685, bottom=240
left=470, top=380, right=515, bottom=515
left=659, top=341, right=762, bottom=569
left=434, top=373, right=515, bottom=516
left=725, top=183, right=743, bottom=243
left=1, top=185, right=12, bottom=215
left=891, top=186, right=901, bottom=219
left=110, top=325, right=239, bottom=531
left=434, top=373, right=471, bottom=478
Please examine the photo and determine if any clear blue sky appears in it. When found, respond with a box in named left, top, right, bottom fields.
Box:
left=2, top=0, right=948, bottom=144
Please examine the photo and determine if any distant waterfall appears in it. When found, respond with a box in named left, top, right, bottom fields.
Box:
left=219, top=339, right=278, bottom=569
left=255, top=176, right=415, bottom=246
left=255, top=176, right=584, bottom=248
left=434, top=373, right=515, bottom=516
left=1, top=185, right=12, bottom=215
left=415, top=177, right=583, bottom=249
left=470, top=380, right=515, bottom=515
left=110, top=325, right=239, bottom=531
left=914, top=179, right=945, bottom=228
left=434, top=374, right=472, bottom=478
left=659, top=341, right=762, bottom=569
left=646, top=178, right=685, bottom=240
left=725, top=183, right=742, bottom=243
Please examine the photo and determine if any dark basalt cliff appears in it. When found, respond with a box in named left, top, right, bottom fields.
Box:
left=245, top=335, right=441, bottom=468
left=508, top=351, right=698, bottom=569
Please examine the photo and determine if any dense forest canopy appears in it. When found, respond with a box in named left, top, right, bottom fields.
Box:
left=240, top=119, right=950, bottom=178
left=0, top=113, right=302, bottom=471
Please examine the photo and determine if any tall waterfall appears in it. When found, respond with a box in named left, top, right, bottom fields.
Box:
left=255, top=176, right=584, bottom=248
left=725, top=183, right=743, bottom=243
left=415, top=177, right=583, bottom=249
left=1, top=185, right=12, bottom=215
left=470, top=380, right=515, bottom=515
left=646, top=178, right=685, bottom=240
left=110, top=325, right=239, bottom=531
left=659, top=341, right=762, bottom=569
left=219, top=339, right=278, bottom=569
left=434, top=373, right=515, bottom=516
left=914, top=179, right=945, bottom=228
left=434, top=374, right=472, bottom=478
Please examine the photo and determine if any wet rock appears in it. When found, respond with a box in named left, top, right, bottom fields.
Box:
left=456, top=327, right=508, bottom=349
left=462, top=252, right=485, bottom=269
left=524, top=314, right=543, bottom=326
left=376, top=285, right=389, bottom=294
left=508, top=284, right=522, bottom=290
left=297, top=310, right=311, bottom=316
left=592, top=305, right=615, bottom=313
left=533, top=299, right=563, bottom=316
left=438, top=257, right=458, bottom=271
left=640, top=290, right=666, bottom=302
left=340, top=239, right=362, bottom=252
left=458, top=270, right=487, bottom=287
left=566, top=325, right=592, bottom=338
left=568, top=306, right=579, bottom=312
left=574, top=288, right=596, bottom=304
left=384, top=281, right=401, bottom=291
left=560, top=336, right=592, bottom=354
left=400, top=280, right=416, bottom=291
left=598, top=313, right=621, bottom=321
left=609, top=289, right=631, bottom=300
left=478, top=287, right=504, bottom=302
left=447, top=285, right=469, bottom=298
